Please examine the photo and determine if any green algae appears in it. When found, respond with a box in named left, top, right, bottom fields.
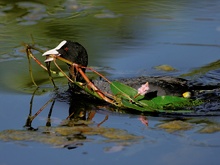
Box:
left=157, top=120, right=193, bottom=133
left=198, top=124, right=220, bottom=133
left=0, top=125, right=142, bottom=147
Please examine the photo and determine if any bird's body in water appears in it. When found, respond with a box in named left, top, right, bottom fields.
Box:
left=43, top=40, right=88, bottom=89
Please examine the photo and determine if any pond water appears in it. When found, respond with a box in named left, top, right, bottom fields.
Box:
left=0, top=0, right=220, bottom=164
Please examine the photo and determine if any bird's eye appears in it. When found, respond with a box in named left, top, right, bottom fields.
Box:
left=64, top=47, right=69, bottom=51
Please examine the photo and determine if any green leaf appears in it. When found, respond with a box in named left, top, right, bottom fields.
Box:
left=110, top=81, right=202, bottom=113
left=121, top=98, right=193, bottom=113
left=110, top=81, right=138, bottom=99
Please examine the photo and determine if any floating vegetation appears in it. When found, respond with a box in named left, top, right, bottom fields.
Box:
left=153, top=64, right=177, bottom=72
left=157, top=120, right=193, bottom=133
left=0, top=125, right=142, bottom=147
left=157, top=120, right=220, bottom=134
left=198, top=124, right=220, bottom=133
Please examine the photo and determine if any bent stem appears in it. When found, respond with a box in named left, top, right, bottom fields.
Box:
left=26, top=45, right=38, bottom=87
left=24, top=88, right=55, bottom=128
left=97, top=115, right=108, bottom=127
left=46, top=99, right=56, bottom=127
left=75, top=64, right=116, bottom=105
left=83, top=66, right=112, bottom=84
left=45, top=61, right=57, bottom=89
left=24, top=87, right=39, bottom=127
left=55, top=56, right=133, bottom=103
left=53, top=59, right=74, bottom=83
left=25, top=43, right=119, bottom=106
left=25, top=44, right=58, bottom=87
left=26, top=45, right=48, bottom=71
left=52, top=56, right=116, bottom=105
left=56, top=56, right=111, bottom=83
left=31, top=98, right=55, bottom=122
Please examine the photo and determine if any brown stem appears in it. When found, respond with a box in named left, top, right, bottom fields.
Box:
left=26, top=46, right=39, bottom=87
left=82, top=66, right=112, bottom=84
left=26, top=46, right=48, bottom=71
left=56, top=56, right=112, bottom=84
left=55, top=56, right=116, bottom=104
left=45, top=61, right=57, bottom=89
left=24, top=87, right=39, bottom=127
left=97, top=115, right=108, bottom=127
left=53, top=59, right=74, bottom=83
left=75, top=64, right=115, bottom=104
left=25, top=44, right=57, bottom=74
left=31, top=98, right=54, bottom=121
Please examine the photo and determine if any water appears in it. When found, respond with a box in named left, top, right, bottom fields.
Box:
left=0, top=0, right=220, bottom=164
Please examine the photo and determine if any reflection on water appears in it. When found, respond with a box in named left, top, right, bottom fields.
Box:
left=1, top=87, right=220, bottom=150
left=1, top=0, right=220, bottom=164
left=0, top=87, right=143, bottom=150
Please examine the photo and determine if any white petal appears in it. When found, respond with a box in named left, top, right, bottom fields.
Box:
left=42, top=49, right=59, bottom=56
left=54, top=40, right=67, bottom=50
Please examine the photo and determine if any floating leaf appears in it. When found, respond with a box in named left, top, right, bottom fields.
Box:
left=154, top=64, right=177, bottom=71
left=198, top=124, right=220, bottom=133
left=157, top=120, right=193, bottom=133
left=0, top=126, right=142, bottom=147
left=110, top=81, right=202, bottom=113
left=110, top=81, right=137, bottom=99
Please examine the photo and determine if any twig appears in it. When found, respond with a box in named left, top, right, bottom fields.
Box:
left=26, top=46, right=39, bottom=87
left=97, top=115, right=108, bottom=127
left=45, top=61, right=57, bottom=89
left=31, top=98, right=54, bottom=121
left=53, top=59, right=74, bottom=83
left=53, top=56, right=116, bottom=104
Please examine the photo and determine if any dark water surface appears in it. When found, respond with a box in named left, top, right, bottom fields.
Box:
left=0, top=0, right=220, bottom=165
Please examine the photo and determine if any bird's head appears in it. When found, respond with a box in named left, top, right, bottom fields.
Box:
left=42, top=40, right=88, bottom=83
left=42, top=40, right=88, bottom=67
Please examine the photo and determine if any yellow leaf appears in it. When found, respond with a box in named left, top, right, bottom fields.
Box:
left=154, top=65, right=177, bottom=71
